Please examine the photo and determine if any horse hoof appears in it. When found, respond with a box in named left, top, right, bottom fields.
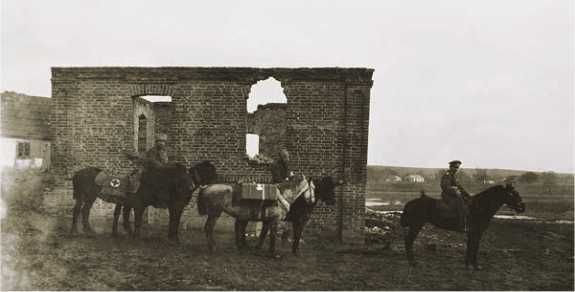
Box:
left=269, top=253, right=282, bottom=259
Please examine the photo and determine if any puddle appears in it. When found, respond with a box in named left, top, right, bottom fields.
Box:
left=494, top=215, right=537, bottom=220
left=366, top=209, right=574, bottom=224
left=366, top=200, right=390, bottom=207
left=366, top=200, right=403, bottom=207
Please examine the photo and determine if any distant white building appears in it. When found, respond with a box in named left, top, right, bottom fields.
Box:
left=384, top=175, right=402, bottom=183
left=1, top=92, right=52, bottom=170
left=405, top=174, right=425, bottom=183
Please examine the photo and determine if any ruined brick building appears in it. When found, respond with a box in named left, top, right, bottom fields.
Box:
left=50, top=67, right=373, bottom=240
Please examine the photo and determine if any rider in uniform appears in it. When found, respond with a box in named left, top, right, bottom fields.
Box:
left=440, top=160, right=470, bottom=231
left=126, top=133, right=170, bottom=207
left=270, top=148, right=292, bottom=211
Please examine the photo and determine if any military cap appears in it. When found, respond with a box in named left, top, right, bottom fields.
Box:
left=449, top=160, right=462, bottom=166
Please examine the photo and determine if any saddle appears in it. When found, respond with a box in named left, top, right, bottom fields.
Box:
left=437, top=191, right=471, bottom=220
left=94, top=171, right=132, bottom=203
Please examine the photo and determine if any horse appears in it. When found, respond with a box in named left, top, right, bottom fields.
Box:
left=70, top=161, right=217, bottom=241
left=196, top=173, right=336, bottom=255
left=400, top=183, right=526, bottom=270
left=71, top=166, right=132, bottom=236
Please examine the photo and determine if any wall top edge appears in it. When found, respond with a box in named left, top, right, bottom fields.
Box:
left=51, top=67, right=374, bottom=83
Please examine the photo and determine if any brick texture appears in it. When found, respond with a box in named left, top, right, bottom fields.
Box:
left=49, top=67, right=373, bottom=241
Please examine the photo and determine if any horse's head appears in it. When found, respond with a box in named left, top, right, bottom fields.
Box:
left=501, top=183, right=526, bottom=213
left=312, top=176, right=338, bottom=206
left=286, top=173, right=317, bottom=205
left=188, top=160, right=217, bottom=187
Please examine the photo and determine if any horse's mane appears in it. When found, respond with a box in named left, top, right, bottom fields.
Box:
left=473, top=184, right=507, bottom=199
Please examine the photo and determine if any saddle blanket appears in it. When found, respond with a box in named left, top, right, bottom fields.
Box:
left=94, top=171, right=130, bottom=202
left=239, top=183, right=278, bottom=201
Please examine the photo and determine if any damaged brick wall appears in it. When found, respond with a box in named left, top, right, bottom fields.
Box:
left=247, top=103, right=287, bottom=159
left=50, top=67, right=373, bottom=241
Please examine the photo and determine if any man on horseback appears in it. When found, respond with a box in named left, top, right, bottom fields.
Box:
left=126, top=133, right=170, bottom=206
left=126, top=132, right=169, bottom=169
left=440, top=160, right=470, bottom=231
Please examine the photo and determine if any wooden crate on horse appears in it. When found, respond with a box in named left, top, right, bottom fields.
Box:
left=239, top=183, right=278, bottom=201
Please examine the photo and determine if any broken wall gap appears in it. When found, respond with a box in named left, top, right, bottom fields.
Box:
left=246, top=77, right=288, bottom=162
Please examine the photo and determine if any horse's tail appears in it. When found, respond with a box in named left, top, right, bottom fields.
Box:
left=400, top=192, right=423, bottom=227
left=72, top=167, right=102, bottom=201
left=400, top=205, right=410, bottom=227
left=197, top=187, right=208, bottom=216
left=72, top=172, right=81, bottom=200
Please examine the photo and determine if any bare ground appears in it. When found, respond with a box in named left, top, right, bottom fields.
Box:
left=1, top=208, right=573, bottom=291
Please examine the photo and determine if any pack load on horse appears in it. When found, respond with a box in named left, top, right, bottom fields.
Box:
left=93, top=170, right=134, bottom=203
left=400, top=177, right=526, bottom=270
left=72, top=129, right=216, bottom=241
left=71, top=167, right=133, bottom=235
left=71, top=157, right=216, bottom=241
left=197, top=171, right=337, bottom=256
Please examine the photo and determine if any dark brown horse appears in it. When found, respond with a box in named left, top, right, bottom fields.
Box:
left=71, top=167, right=132, bottom=236
left=197, top=174, right=336, bottom=255
left=400, top=183, right=526, bottom=270
left=71, top=161, right=217, bottom=241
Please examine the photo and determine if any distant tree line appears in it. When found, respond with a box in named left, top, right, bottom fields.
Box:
left=368, top=167, right=574, bottom=195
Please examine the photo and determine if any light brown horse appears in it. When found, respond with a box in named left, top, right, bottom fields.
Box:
left=197, top=173, right=335, bottom=255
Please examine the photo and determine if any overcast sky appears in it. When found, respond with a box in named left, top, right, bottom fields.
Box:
left=1, top=0, right=573, bottom=173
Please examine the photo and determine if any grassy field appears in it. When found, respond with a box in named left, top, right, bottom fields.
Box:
left=1, top=205, right=573, bottom=290
left=1, top=170, right=573, bottom=290
left=367, top=189, right=574, bottom=221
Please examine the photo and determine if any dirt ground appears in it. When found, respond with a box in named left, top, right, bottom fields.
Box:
left=1, top=206, right=573, bottom=291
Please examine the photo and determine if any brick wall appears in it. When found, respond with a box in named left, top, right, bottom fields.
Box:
left=248, top=103, right=287, bottom=158
left=50, top=67, right=373, bottom=241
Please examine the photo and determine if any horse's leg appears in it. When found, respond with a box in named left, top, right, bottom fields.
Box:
left=268, top=220, right=278, bottom=255
left=280, top=221, right=290, bottom=246
left=81, top=197, right=97, bottom=234
left=234, top=219, right=241, bottom=249
left=122, top=206, right=133, bottom=235
left=292, top=221, right=305, bottom=256
left=256, top=221, right=270, bottom=249
left=204, top=213, right=220, bottom=253
left=112, top=204, right=122, bottom=237
left=239, top=220, right=249, bottom=249
left=71, top=199, right=82, bottom=234
left=133, top=206, right=145, bottom=239
left=234, top=220, right=249, bottom=251
left=404, top=224, right=424, bottom=266
left=469, top=225, right=486, bottom=270
left=168, top=204, right=185, bottom=242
